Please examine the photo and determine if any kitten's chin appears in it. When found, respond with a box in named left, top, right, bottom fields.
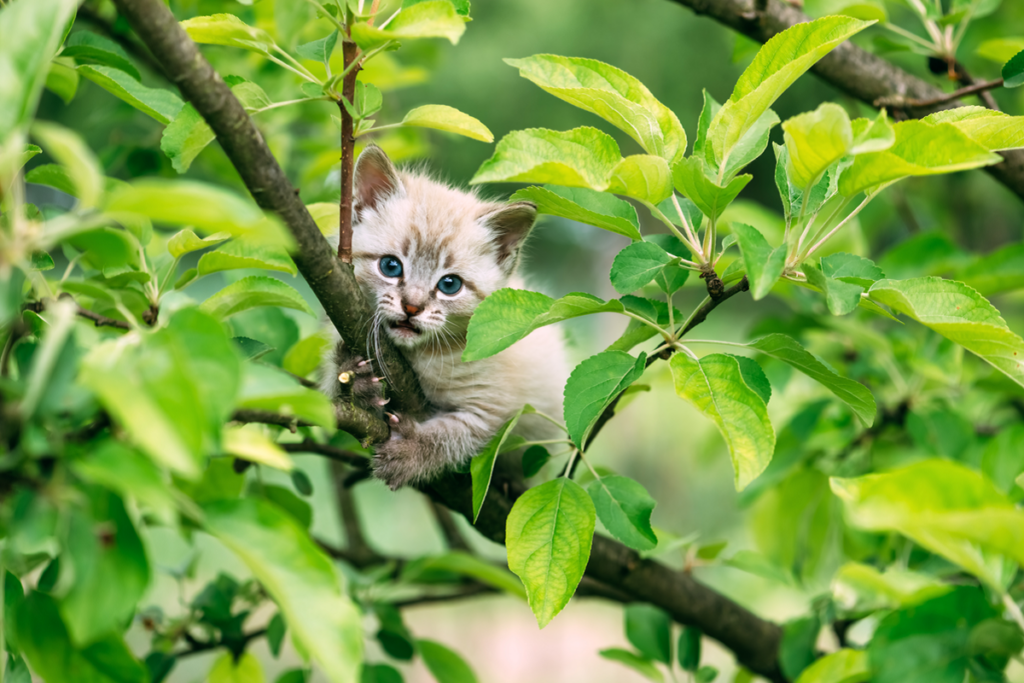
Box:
left=386, top=321, right=427, bottom=347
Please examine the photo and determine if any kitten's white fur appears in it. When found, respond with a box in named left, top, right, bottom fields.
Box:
left=322, top=146, right=568, bottom=488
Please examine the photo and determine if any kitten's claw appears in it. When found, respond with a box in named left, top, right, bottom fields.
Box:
left=331, top=344, right=387, bottom=412
left=386, top=412, right=400, bottom=424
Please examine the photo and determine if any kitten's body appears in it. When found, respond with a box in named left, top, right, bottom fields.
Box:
left=322, top=147, right=568, bottom=488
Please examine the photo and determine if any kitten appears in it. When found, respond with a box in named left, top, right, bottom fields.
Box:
left=322, top=145, right=569, bottom=490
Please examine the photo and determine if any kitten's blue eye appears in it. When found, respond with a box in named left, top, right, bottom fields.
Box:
left=379, top=256, right=403, bottom=278
left=437, top=274, right=463, bottom=296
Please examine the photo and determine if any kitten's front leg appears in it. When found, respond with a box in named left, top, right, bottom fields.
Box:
left=373, top=410, right=493, bottom=490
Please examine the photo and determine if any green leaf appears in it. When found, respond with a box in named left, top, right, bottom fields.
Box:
left=463, top=289, right=625, bottom=361
left=59, top=491, right=150, bottom=646
left=70, top=441, right=177, bottom=524
left=399, top=104, right=492, bottom=142
left=923, top=106, right=1024, bottom=152
left=564, top=351, right=647, bottom=450
left=782, top=103, right=852, bottom=190
left=838, top=120, right=1002, bottom=196
left=678, top=628, right=701, bottom=672
left=0, top=0, right=79, bottom=139
left=506, top=478, right=595, bottom=628
left=831, top=459, right=1024, bottom=588
left=404, top=551, right=526, bottom=600
left=296, top=30, right=339, bottom=65
left=746, top=334, right=875, bottom=425
left=197, top=240, right=297, bottom=277
left=732, top=223, right=785, bottom=300
left=607, top=154, right=673, bottom=204
left=850, top=109, right=895, bottom=154
left=360, top=664, right=401, bottom=683
left=708, top=16, right=874, bottom=171
left=731, top=355, right=771, bottom=405
left=587, top=475, right=657, bottom=551
left=223, top=425, right=294, bottom=471
left=417, top=640, right=478, bottom=683
left=15, top=592, right=144, bottom=683
left=203, top=499, right=362, bottom=683
left=283, top=332, right=330, bottom=378
left=867, top=586, right=997, bottom=683
left=671, top=156, right=751, bottom=223
left=209, top=652, right=265, bottom=683
left=509, top=186, right=641, bottom=240
left=237, top=363, right=335, bottom=429
left=693, top=89, right=721, bottom=163
left=868, top=277, right=1024, bottom=388
left=976, top=37, right=1024, bottom=63
left=598, top=648, right=664, bottom=683
left=82, top=636, right=149, bottom=683
left=610, top=241, right=675, bottom=294
left=505, top=54, right=687, bottom=163
left=472, top=126, right=620, bottom=191
left=180, top=14, right=275, bottom=52
left=77, top=65, right=184, bottom=124
left=201, top=276, right=312, bottom=319
left=957, top=242, right=1024, bottom=295
left=167, top=228, right=231, bottom=258
left=804, top=263, right=864, bottom=316
left=645, top=234, right=691, bottom=293
left=46, top=59, right=79, bottom=105
left=522, top=445, right=551, bottom=478
left=720, top=106, right=780, bottom=179
left=81, top=307, right=240, bottom=479
left=793, top=650, right=869, bottom=683
left=351, top=1, right=466, bottom=50
left=1002, top=48, right=1024, bottom=88
left=625, top=604, right=672, bottom=664
left=31, top=121, right=104, bottom=209
left=471, top=405, right=531, bottom=522
left=670, top=353, right=775, bottom=490
left=781, top=616, right=820, bottom=680
left=831, top=562, right=952, bottom=612
left=61, top=31, right=140, bottom=80
left=821, top=252, right=884, bottom=287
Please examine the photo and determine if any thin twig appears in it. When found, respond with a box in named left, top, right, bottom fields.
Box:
left=280, top=439, right=370, bottom=468
left=428, top=500, right=471, bottom=552
left=899, top=77, right=1003, bottom=109
left=331, top=460, right=378, bottom=566
left=337, top=34, right=360, bottom=263
left=24, top=300, right=133, bottom=330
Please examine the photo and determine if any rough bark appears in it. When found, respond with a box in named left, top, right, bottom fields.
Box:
left=670, top=0, right=1024, bottom=202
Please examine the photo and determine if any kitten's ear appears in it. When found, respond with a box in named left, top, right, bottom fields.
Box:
left=353, top=145, right=404, bottom=220
left=481, top=201, right=537, bottom=273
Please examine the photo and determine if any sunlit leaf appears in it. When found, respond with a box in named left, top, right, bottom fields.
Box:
left=472, top=127, right=620, bottom=190
left=398, top=104, right=492, bottom=142
left=670, top=353, right=775, bottom=490
left=31, top=121, right=104, bottom=209
left=732, top=223, right=785, bottom=300
left=794, top=649, right=868, bottom=683
left=181, top=13, right=275, bottom=52
left=671, top=156, right=751, bottom=223
left=868, top=277, right=1024, bottom=388
left=167, top=229, right=231, bottom=259
left=838, top=120, right=1002, bottom=196
left=510, top=186, right=642, bottom=240
left=222, top=425, right=293, bottom=471
left=506, top=478, right=595, bottom=628
left=783, top=103, right=852, bottom=190
left=505, top=54, right=687, bottom=163
left=709, top=16, right=874, bottom=171
left=197, top=240, right=297, bottom=277
left=607, top=154, right=673, bottom=204
left=832, top=459, right=1024, bottom=588
left=351, top=1, right=466, bottom=50
left=923, top=106, right=1024, bottom=152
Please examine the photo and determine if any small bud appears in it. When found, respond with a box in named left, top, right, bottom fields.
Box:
left=338, top=371, right=352, bottom=384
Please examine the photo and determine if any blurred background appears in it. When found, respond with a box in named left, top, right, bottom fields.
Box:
left=27, top=0, right=1024, bottom=680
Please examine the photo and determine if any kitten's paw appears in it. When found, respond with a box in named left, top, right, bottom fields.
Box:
left=334, top=347, right=386, bottom=409
left=372, top=418, right=430, bottom=490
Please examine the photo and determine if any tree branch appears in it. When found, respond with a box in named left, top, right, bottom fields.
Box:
left=110, top=0, right=426, bottom=419
left=338, top=37, right=358, bottom=264
left=331, top=459, right=378, bottom=566
left=117, top=1, right=784, bottom=678
left=280, top=439, right=370, bottom=468
left=668, top=0, right=1024, bottom=202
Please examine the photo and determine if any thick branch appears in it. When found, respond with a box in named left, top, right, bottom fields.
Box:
left=110, top=0, right=425, bottom=419
left=669, top=0, right=1024, bottom=202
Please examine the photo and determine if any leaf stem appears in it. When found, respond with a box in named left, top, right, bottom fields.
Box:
left=803, top=194, right=873, bottom=259
left=648, top=200, right=705, bottom=260
left=531, top=409, right=569, bottom=434
left=623, top=311, right=674, bottom=343
left=562, top=449, right=579, bottom=479
left=300, top=0, right=347, bottom=33
left=520, top=439, right=575, bottom=447
left=248, top=96, right=333, bottom=116
left=671, top=193, right=703, bottom=253
left=880, top=21, right=938, bottom=51
left=271, top=45, right=320, bottom=82
left=265, top=54, right=320, bottom=84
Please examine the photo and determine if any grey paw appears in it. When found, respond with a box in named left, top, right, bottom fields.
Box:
left=372, top=417, right=428, bottom=490
left=332, top=344, right=387, bottom=411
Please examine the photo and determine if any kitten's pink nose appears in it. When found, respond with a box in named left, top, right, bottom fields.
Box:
left=403, top=303, right=421, bottom=316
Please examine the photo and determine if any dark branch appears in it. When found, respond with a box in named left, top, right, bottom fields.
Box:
left=24, top=299, right=132, bottom=330
left=429, top=499, right=472, bottom=552
left=110, top=0, right=426, bottom=420
left=887, top=78, right=1004, bottom=110
left=331, top=460, right=378, bottom=566
left=668, top=0, right=1024, bottom=202
left=280, top=439, right=370, bottom=469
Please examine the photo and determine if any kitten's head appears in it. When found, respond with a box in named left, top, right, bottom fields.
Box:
left=351, top=145, right=537, bottom=350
